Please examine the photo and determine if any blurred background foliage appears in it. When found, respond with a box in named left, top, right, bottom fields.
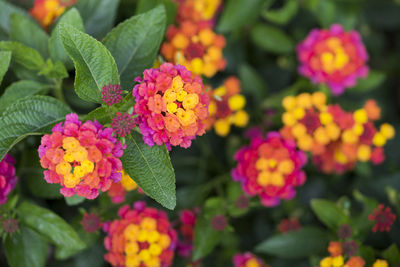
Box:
left=1, top=0, right=400, bottom=266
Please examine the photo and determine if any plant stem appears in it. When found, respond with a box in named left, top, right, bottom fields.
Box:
left=53, top=79, right=66, bottom=104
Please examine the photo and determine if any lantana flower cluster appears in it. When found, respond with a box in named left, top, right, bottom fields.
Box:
left=368, top=204, right=396, bottom=233
left=38, top=113, right=125, bottom=199
left=319, top=241, right=365, bottom=267
left=280, top=93, right=395, bottom=173
left=297, top=24, right=369, bottom=95
left=132, top=63, right=209, bottom=149
left=0, top=154, right=17, bottom=205
left=107, top=170, right=139, bottom=204
left=30, top=0, right=76, bottom=28
left=103, top=201, right=177, bottom=267
left=205, top=76, right=249, bottom=136
left=233, top=252, right=268, bottom=267
left=232, top=132, right=307, bottom=207
left=174, top=0, right=222, bottom=25
left=161, top=21, right=226, bottom=78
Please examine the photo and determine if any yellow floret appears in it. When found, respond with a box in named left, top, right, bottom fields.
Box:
left=373, top=259, right=388, bottom=267
left=257, top=171, right=271, bottom=186
left=138, top=230, right=149, bottom=242
left=255, top=158, right=269, bottom=171
left=125, top=242, right=139, bottom=255
left=147, top=230, right=161, bottom=243
left=228, top=94, right=246, bottom=111
left=214, top=119, right=231, bottom=136
left=62, top=137, right=79, bottom=151
left=354, top=109, right=368, bottom=124
left=353, top=124, right=364, bottom=136
left=208, top=101, right=217, bottom=115
left=176, top=90, right=188, bottom=102
left=245, top=258, right=260, bottom=267
left=190, top=58, right=203, bottom=75
left=63, top=173, right=80, bottom=188
left=56, top=161, right=72, bottom=175
left=278, top=160, right=294, bottom=175
left=326, top=123, right=341, bottom=141
left=121, top=171, right=138, bottom=191
left=73, top=166, right=86, bottom=178
left=199, top=28, right=215, bottom=46
left=183, top=93, right=200, bottom=110
left=145, top=257, right=161, bottom=267
left=233, top=110, right=249, bottom=127
left=125, top=255, right=140, bottom=267
left=72, top=146, right=88, bottom=162
left=296, top=93, right=312, bottom=108
left=64, top=152, right=74, bottom=163
left=311, top=92, right=327, bottom=108
left=149, top=243, right=163, bottom=256
left=297, top=135, right=313, bottom=151
left=342, top=130, right=358, bottom=144
left=172, top=33, right=189, bottom=49
left=158, top=234, right=171, bottom=249
left=282, top=96, right=296, bottom=110
left=282, top=112, right=296, bottom=126
left=319, top=112, right=333, bottom=125
left=335, top=150, right=348, bottom=164
left=141, top=218, right=157, bottom=231
left=320, top=257, right=332, bottom=267
left=380, top=123, right=395, bottom=139
left=357, top=144, right=371, bottom=162
left=177, top=108, right=196, bottom=126
left=164, top=89, right=177, bottom=103
left=124, top=224, right=140, bottom=240
left=292, top=123, right=307, bottom=138
left=270, top=172, right=284, bottom=187
left=332, top=255, right=344, bottom=267
left=268, top=159, right=277, bottom=168
left=139, top=249, right=151, bottom=261
left=167, top=102, right=178, bottom=114
left=172, top=76, right=183, bottom=91
left=373, top=132, right=386, bottom=147
left=314, top=127, right=330, bottom=145
left=81, top=160, right=94, bottom=173
left=214, top=86, right=226, bottom=97
left=293, top=107, right=305, bottom=119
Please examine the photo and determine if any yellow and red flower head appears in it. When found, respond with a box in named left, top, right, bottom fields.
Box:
left=373, top=259, right=388, bottom=267
left=297, top=24, right=369, bottom=95
left=205, top=76, right=249, bottom=136
left=38, top=113, right=126, bottom=199
left=233, top=252, right=269, bottom=267
left=319, top=242, right=365, bottom=267
left=103, top=201, right=177, bottom=267
left=232, top=132, right=307, bottom=207
left=107, top=170, right=139, bottom=204
left=161, top=21, right=226, bottom=78
left=175, top=0, right=222, bottom=25
left=280, top=93, right=395, bottom=173
left=30, top=0, right=76, bottom=28
left=132, top=63, right=209, bottom=149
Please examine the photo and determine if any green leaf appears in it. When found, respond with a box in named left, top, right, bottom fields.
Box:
left=103, top=5, right=166, bottom=90
left=121, top=132, right=176, bottom=209
left=192, top=213, right=223, bottom=260
left=4, top=226, right=49, bottom=267
left=311, top=199, right=349, bottom=230
left=9, top=13, right=49, bottom=58
left=17, top=201, right=86, bottom=260
left=85, top=107, right=112, bottom=125
left=238, top=64, right=268, bottom=100
left=49, top=8, right=85, bottom=70
left=59, top=23, right=120, bottom=103
left=262, top=0, right=298, bottom=25
left=38, top=59, right=68, bottom=79
left=0, top=80, right=48, bottom=114
left=0, top=41, right=45, bottom=70
left=136, top=0, right=177, bottom=26
left=255, top=227, right=329, bottom=258
left=65, top=195, right=85, bottom=206
left=75, top=0, right=120, bottom=39
left=352, top=190, right=378, bottom=238
left=0, top=95, right=72, bottom=161
left=0, top=0, right=27, bottom=39
left=0, top=51, right=11, bottom=84
left=382, top=244, right=400, bottom=265
left=217, top=0, right=265, bottom=33
left=351, top=71, right=386, bottom=93
left=251, top=24, right=294, bottom=54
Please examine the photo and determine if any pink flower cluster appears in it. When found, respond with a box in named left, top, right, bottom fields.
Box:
left=0, top=154, right=17, bottom=205
left=38, top=113, right=125, bottom=199
left=297, top=24, right=369, bottom=95
left=232, top=132, right=307, bottom=207
left=132, top=63, right=209, bottom=149
left=176, top=209, right=198, bottom=258
left=233, top=252, right=268, bottom=267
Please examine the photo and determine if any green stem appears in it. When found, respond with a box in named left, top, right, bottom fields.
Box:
left=53, top=79, right=66, bottom=104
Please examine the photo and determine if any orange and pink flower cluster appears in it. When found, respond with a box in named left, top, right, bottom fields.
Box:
left=280, top=93, right=395, bottom=173
left=232, top=132, right=307, bottom=207
left=205, top=76, right=249, bottom=136
left=132, top=63, right=209, bottom=149
left=174, top=0, right=221, bottom=25
left=233, top=252, right=268, bottom=267
left=38, top=113, right=125, bottom=199
left=319, top=241, right=366, bottom=267
left=30, top=0, right=76, bottom=28
left=103, top=201, right=177, bottom=267
left=161, top=21, right=226, bottom=78
left=297, top=24, right=369, bottom=95
left=107, top=170, right=139, bottom=204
